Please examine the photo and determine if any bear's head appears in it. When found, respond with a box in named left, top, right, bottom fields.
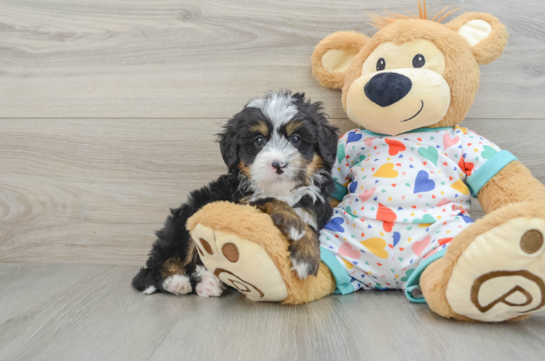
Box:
left=312, top=2, right=508, bottom=136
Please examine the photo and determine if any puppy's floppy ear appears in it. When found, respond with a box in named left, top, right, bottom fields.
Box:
left=309, top=103, right=339, bottom=168
left=446, top=12, right=508, bottom=65
left=317, top=121, right=339, bottom=168
left=312, top=31, right=369, bottom=89
left=217, top=119, right=239, bottom=172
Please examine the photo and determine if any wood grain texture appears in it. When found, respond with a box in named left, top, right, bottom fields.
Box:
left=2, top=2, right=545, bottom=359
left=0, top=263, right=544, bottom=361
left=1, top=118, right=544, bottom=265
left=0, top=0, right=545, bottom=119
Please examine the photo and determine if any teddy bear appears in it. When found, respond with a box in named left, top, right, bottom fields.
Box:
left=186, top=2, right=545, bottom=322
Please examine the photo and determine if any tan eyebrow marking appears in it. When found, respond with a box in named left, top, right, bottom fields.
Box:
left=286, top=119, right=303, bottom=136
left=250, top=121, right=269, bottom=136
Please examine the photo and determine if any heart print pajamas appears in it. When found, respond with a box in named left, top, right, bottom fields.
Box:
left=318, top=126, right=518, bottom=301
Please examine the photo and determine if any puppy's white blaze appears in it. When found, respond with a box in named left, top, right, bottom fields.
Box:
left=291, top=258, right=311, bottom=279
left=250, top=132, right=300, bottom=195
left=245, top=92, right=326, bottom=206
left=162, top=275, right=192, bottom=295
left=195, top=265, right=224, bottom=298
left=289, top=227, right=306, bottom=241
left=142, top=286, right=156, bottom=295
left=247, top=91, right=297, bottom=127
left=294, top=208, right=318, bottom=229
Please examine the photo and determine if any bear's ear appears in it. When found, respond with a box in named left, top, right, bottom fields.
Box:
left=446, top=12, right=508, bottom=65
left=311, top=31, right=369, bottom=89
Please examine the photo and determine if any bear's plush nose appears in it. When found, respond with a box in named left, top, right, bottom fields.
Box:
left=364, top=72, right=412, bottom=107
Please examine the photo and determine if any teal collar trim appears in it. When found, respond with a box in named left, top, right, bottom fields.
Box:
left=363, top=127, right=454, bottom=137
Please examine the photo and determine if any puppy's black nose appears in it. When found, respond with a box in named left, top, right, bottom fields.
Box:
left=364, top=72, right=412, bottom=107
left=272, top=160, right=287, bottom=174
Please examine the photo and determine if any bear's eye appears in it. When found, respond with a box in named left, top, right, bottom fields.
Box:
left=376, top=58, right=386, bottom=71
left=412, top=54, right=425, bottom=68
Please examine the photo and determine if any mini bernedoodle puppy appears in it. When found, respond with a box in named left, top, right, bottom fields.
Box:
left=132, top=91, right=339, bottom=297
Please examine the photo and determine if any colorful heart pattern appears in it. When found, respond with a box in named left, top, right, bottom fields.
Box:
left=324, top=217, right=344, bottom=233
left=338, top=242, right=361, bottom=259
left=412, top=235, right=431, bottom=256
left=358, top=188, right=376, bottom=203
left=418, top=146, right=438, bottom=166
left=319, top=127, right=506, bottom=291
left=337, top=143, right=346, bottom=164
left=385, top=138, right=406, bottom=156
left=360, top=238, right=388, bottom=259
left=414, top=170, right=435, bottom=193
left=373, top=163, right=398, bottom=178
left=443, top=133, right=460, bottom=150
left=346, top=131, right=363, bottom=145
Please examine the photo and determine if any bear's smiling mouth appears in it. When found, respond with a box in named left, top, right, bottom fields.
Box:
left=401, top=100, right=424, bottom=122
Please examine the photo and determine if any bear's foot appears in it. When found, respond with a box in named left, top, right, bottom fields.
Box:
left=191, top=222, right=289, bottom=302
left=186, top=201, right=337, bottom=304
left=422, top=206, right=545, bottom=322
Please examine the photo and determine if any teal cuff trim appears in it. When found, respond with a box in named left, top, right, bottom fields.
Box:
left=320, top=247, right=355, bottom=295
left=331, top=181, right=348, bottom=201
left=405, top=248, right=447, bottom=303
left=363, top=126, right=454, bottom=137
left=466, top=150, right=518, bottom=197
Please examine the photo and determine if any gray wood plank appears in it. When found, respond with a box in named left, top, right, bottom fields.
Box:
left=0, top=0, right=544, bottom=119
left=1, top=118, right=544, bottom=265
left=0, top=263, right=544, bottom=361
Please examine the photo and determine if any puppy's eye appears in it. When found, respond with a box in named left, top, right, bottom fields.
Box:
left=255, top=136, right=266, bottom=146
left=290, top=134, right=301, bottom=145
left=376, top=58, right=386, bottom=71
left=412, top=54, right=425, bottom=68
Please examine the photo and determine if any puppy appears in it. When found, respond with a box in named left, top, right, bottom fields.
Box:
left=132, top=91, right=339, bottom=297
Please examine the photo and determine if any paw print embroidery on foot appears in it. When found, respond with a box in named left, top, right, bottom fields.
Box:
left=191, top=223, right=288, bottom=302
left=446, top=218, right=545, bottom=322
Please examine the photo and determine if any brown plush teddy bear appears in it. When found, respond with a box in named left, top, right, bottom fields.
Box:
left=188, top=2, right=545, bottom=322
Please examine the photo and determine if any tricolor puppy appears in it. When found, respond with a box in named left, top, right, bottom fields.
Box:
left=132, top=91, right=339, bottom=297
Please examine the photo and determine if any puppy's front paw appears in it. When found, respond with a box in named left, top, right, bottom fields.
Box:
left=250, top=199, right=306, bottom=241
left=290, top=256, right=320, bottom=279
left=271, top=212, right=305, bottom=241
left=290, top=242, right=320, bottom=279
left=195, top=266, right=224, bottom=297
left=162, top=275, right=192, bottom=295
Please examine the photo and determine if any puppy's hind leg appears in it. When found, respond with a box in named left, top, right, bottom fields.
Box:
left=161, top=258, right=194, bottom=295
left=162, top=242, right=225, bottom=297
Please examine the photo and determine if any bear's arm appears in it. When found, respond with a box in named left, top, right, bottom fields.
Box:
left=477, top=161, right=545, bottom=213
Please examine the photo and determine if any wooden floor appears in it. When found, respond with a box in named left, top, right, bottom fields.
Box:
left=1, top=263, right=544, bottom=361
left=2, top=0, right=545, bottom=360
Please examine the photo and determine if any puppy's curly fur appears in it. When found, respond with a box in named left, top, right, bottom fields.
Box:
left=132, top=91, right=338, bottom=296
